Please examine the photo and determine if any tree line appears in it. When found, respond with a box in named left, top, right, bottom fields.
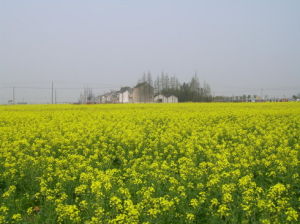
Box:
left=138, top=72, right=213, bottom=102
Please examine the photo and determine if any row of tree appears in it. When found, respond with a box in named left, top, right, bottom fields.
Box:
left=138, top=72, right=213, bottom=102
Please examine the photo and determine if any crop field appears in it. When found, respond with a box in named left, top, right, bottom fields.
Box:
left=0, top=103, right=299, bottom=223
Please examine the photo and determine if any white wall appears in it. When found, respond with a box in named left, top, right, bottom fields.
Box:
left=167, top=95, right=178, bottom=103
left=154, top=94, right=167, bottom=103
left=119, top=91, right=130, bottom=103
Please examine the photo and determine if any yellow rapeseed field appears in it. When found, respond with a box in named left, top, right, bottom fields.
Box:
left=0, top=103, right=299, bottom=223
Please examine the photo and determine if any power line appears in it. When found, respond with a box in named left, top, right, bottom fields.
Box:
left=0, top=86, right=120, bottom=90
left=0, top=82, right=298, bottom=105
left=0, top=86, right=50, bottom=90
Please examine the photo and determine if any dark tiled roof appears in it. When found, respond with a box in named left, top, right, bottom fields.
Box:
left=120, top=87, right=132, bottom=93
left=135, top=82, right=154, bottom=89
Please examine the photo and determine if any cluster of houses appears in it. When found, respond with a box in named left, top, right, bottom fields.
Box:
left=96, top=82, right=178, bottom=104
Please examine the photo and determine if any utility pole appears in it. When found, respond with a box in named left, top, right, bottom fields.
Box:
left=51, top=81, right=54, bottom=104
left=55, top=89, right=57, bottom=104
left=13, top=87, right=15, bottom=104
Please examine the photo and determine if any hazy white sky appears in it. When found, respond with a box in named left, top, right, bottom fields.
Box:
left=0, top=0, right=300, bottom=103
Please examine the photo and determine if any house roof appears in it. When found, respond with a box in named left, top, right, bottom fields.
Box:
left=134, top=82, right=154, bottom=89
left=120, top=86, right=132, bottom=93
left=99, top=90, right=119, bottom=97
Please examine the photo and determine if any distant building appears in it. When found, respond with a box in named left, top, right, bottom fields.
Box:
left=154, top=94, right=178, bottom=103
left=98, top=91, right=119, bottom=104
left=119, top=87, right=133, bottom=103
left=96, top=82, right=154, bottom=104
left=133, top=82, right=154, bottom=103
left=166, top=95, right=178, bottom=103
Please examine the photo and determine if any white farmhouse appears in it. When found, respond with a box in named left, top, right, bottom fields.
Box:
left=154, top=94, right=167, bottom=103
left=98, top=91, right=119, bottom=103
left=119, top=87, right=133, bottom=103
left=166, top=95, right=178, bottom=103
left=154, top=94, right=178, bottom=103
